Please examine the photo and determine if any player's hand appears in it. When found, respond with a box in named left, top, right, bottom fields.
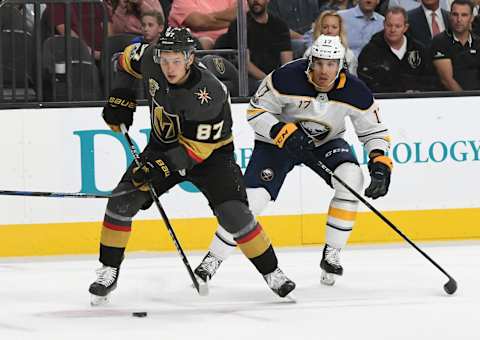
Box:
left=364, top=154, right=393, bottom=199
left=131, top=158, right=172, bottom=191
left=269, top=122, right=313, bottom=154
left=102, top=88, right=136, bottom=132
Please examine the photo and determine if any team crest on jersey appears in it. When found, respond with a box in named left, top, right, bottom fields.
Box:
left=299, top=120, right=331, bottom=142
left=149, top=78, right=160, bottom=97
left=407, top=50, right=421, bottom=69
left=152, top=101, right=180, bottom=143
left=195, top=87, right=212, bottom=104
left=213, top=57, right=225, bottom=74
left=260, top=168, right=274, bottom=182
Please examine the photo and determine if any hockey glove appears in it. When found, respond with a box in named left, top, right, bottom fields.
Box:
left=364, top=154, right=393, bottom=199
left=102, top=88, right=137, bottom=132
left=131, top=158, right=172, bottom=191
left=270, top=122, right=313, bottom=154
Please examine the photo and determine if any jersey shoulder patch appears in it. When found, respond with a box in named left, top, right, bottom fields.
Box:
left=328, top=73, right=374, bottom=110
left=271, top=59, right=317, bottom=98
left=121, top=42, right=150, bottom=79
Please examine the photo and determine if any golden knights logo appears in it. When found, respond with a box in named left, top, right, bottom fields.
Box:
left=213, top=57, right=226, bottom=75
left=149, top=78, right=160, bottom=97
left=407, top=50, right=421, bottom=69
left=152, top=101, right=180, bottom=143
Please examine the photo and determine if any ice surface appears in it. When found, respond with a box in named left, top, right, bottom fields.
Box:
left=0, top=242, right=478, bottom=340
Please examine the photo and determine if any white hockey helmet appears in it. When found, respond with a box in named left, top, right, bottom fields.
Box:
left=309, top=35, right=345, bottom=78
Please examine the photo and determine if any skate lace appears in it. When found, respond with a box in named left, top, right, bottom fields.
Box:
left=199, top=253, right=222, bottom=274
left=95, top=266, right=117, bottom=286
left=264, top=268, right=287, bottom=289
left=325, top=246, right=341, bottom=267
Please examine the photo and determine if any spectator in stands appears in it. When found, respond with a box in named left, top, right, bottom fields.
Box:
left=168, top=0, right=242, bottom=49
left=46, top=2, right=107, bottom=60
left=358, top=6, right=438, bottom=92
left=131, top=10, right=165, bottom=44
left=108, top=0, right=164, bottom=36
left=387, top=0, right=450, bottom=12
left=431, top=0, right=480, bottom=90
left=407, top=0, right=450, bottom=47
left=339, top=0, right=385, bottom=57
left=304, top=10, right=358, bottom=75
left=268, top=0, right=321, bottom=57
left=319, top=0, right=356, bottom=14
left=215, top=0, right=292, bottom=95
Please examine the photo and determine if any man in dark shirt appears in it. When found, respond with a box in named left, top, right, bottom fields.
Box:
left=431, top=0, right=480, bottom=90
left=215, top=0, right=293, bottom=94
left=358, top=6, right=438, bottom=92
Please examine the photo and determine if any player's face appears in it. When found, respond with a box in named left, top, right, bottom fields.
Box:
left=141, top=16, right=164, bottom=44
left=310, top=58, right=339, bottom=90
left=450, top=4, right=473, bottom=35
left=321, top=15, right=340, bottom=37
left=384, top=12, right=408, bottom=46
left=159, top=51, right=193, bottom=84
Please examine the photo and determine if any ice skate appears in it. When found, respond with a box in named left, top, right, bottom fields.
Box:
left=320, top=244, right=343, bottom=286
left=89, top=265, right=119, bottom=306
left=194, top=251, right=223, bottom=283
left=263, top=267, right=296, bottom=298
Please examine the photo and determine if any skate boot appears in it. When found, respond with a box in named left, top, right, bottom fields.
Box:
left=194, top=251, right=223, bottom=283
left=320, top=244, right=343, bottom=286
left=89, top=265, right=120, bottom=306
left=263, top=267, right=296, bottom=298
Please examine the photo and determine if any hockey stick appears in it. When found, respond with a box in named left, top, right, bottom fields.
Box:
left=0, top=187, right=139, bottom=199
left=311, top=157, right=457, bottom=295
left=120, top=125, right=207, bottom=296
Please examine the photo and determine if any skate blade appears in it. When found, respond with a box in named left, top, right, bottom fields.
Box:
left=284, top=292, right=297, bottom=303
left=320, top=271, right=336, bottom=286
left=90, top=294, right=110, bottom=306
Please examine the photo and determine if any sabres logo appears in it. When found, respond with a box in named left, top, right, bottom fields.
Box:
left=195, top=87, right=212, bottom=104
left=149, top=78, right=160, bottom=97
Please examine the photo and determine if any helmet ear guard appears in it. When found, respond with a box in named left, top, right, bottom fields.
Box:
left=154, top=26, right=196, bottom=64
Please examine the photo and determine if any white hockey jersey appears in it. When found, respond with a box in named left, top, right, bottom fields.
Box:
left=247, top=59, right=391, bottom=154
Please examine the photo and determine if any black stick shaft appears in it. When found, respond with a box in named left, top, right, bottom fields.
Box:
left=0, top=187, right=138, bottom=199
left=120, top=125, right=201, bottom=293
left=315, top=159, right=455, bottom=282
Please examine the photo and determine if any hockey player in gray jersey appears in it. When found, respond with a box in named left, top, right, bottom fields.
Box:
left=195, top=35, right=393, bottom=286
left=88, top=27, right=295, bottom=305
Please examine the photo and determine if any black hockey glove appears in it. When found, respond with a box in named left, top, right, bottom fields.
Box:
left=270, top=122, right=314, bottom=155
left=364, top=154, right=393, bottom=199
left=131, top=158, right=172, bottom=191
left=102, top=88, right=137, bottom=132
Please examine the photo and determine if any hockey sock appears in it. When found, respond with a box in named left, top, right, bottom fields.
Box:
left=234, top=223, right=278, bottom=275
left=99, top=211, right=132, bottom=267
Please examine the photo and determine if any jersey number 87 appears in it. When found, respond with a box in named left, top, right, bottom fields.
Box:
left=196, top=121, right=224, bottom=141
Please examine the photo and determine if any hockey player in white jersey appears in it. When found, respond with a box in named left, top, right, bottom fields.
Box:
left=195, top=35, right=393, bottom=286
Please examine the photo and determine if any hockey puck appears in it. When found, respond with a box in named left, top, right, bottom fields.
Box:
left=132, top=312, right=148, bottom=317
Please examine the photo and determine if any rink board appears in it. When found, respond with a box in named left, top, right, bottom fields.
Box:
left=0, top=98, right=479, bottom=256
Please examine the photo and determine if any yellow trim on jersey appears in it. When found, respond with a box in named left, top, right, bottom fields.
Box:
left=247, top=108, right=267, bottom=116
left=179, top=135, right=233, bottom=161
left=336, top=72, right=347, bottom=89
left=121, top=45, right=143, bottom=79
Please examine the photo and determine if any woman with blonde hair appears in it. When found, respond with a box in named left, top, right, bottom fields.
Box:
left=304, top=10, right=357, bottom=75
